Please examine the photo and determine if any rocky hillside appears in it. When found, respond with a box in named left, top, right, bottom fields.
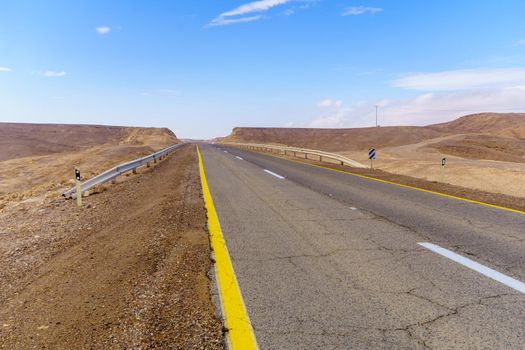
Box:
left=0, top=123, right=180, bottom=203
left=0, top=123, right=179, bottom=161
left=221, top=113, right=525, bottom=162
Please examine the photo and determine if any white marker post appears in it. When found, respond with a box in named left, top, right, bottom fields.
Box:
left=75, top=167, right=82, bottom=207
left=440, top=157, right=446, bottom=183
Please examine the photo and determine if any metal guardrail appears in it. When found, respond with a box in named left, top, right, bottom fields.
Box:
left=62, top=143, right=186, bottom=198
left=224, top=142, right=366, bottom=168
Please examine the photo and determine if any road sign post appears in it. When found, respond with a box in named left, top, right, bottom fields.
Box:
left=375, top=105, right=379, bottom=127
left=75, top=167, right=82, bottom=207
left=368, top=148, right=376, bottom=170
left=440, top=157, right=446, bottom=183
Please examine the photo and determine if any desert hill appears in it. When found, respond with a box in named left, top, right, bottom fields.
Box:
left=428, top=113, right=525, bottom=139
left=221, top=113, right=525, bottom=162
left=222, top=125, right=442, bottom=152
left=220, top=113, right=525, bottom=198
left=0, top=123, right=179, bottom=205
left=0, top=123, right=178, bottom=161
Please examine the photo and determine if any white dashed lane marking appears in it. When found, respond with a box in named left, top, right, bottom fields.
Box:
left=418, top=242, right=525, bottom=294
left=264, top=169, right=285, bottom=180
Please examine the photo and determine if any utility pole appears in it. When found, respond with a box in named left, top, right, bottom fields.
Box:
left=375, top=105, right=379, bottom=127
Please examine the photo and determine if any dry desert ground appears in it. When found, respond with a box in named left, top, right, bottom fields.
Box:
left=222, top=113, right=525, bottom=199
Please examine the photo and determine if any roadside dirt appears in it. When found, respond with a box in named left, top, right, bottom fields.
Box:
left=0, top=145, right=224, bottom=349
left=253, top=149, right=525, bottom=213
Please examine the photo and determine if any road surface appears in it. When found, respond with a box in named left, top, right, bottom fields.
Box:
left=200, top=144, right=524, bottom=349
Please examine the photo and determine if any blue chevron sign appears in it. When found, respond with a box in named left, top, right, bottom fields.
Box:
left=368, top=148, right=376, bottom=160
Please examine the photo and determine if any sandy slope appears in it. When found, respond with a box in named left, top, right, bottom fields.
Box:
left=0, top=123, right=179, bottom=208
left=0, top=146, right=223, bottom=349
left=341, top=140, right=525, bottom=198
left=221, top=113, right=525, bottom=198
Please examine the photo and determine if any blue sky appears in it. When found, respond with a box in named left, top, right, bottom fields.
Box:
left=1, top=1, right=525, bottom=139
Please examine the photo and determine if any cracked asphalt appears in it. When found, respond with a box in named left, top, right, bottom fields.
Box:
left=200, top=145, right=524, bottom=349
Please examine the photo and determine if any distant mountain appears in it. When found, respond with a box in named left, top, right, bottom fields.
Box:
left=428, top=113, right=525, bottom=139
left=220, top=113, right=525, bottom=162
left=0, top=123, right=179, bottom=162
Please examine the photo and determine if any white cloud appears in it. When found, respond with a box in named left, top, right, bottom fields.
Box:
left=43, top=70, right=67, bottom=77
left=220, top=0, right=289, bottom=17
left=208, top=0, right=290, bottom=26
left=317, top=99, right=342, bottom=108
left=0, top=66, right=11, bottom=72
left=342, top=6, right=383, bottom=16
left=310, top=108, right=351, bottom=127
left=517, top=39, right=525, bottom=45
left=310, top=100, right=367, bottom=127
left=283, top=8, right=295, bottom=16
left=392, top=68, right=525, bottom=91
left=209, top=15, right=264, bottom=26
left=96, top=26, right=111, bottom=34
left=309, top=87, right=525, bottom=128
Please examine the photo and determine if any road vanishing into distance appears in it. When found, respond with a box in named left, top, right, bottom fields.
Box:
left=200, top=144, right=525, bottom=349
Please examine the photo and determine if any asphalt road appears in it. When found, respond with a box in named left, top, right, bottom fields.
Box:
left=200, top=145, right=524, bottom=349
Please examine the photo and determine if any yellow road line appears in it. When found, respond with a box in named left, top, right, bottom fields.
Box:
left=239, top=147, right=525, bottom=216
left=197, top=146, right=259, bottom=350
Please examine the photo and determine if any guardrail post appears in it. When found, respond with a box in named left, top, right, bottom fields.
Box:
left=305, top=153, right=308, bottom=159
left=132, top=168, right=137, bottom=174
left=75, top=167, right=82, bottom=207
left=440, top=158, right=446, bottom=182
left=112, top=177, right=117, bottom=184
left=147, top=161, right=151, bottom=168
